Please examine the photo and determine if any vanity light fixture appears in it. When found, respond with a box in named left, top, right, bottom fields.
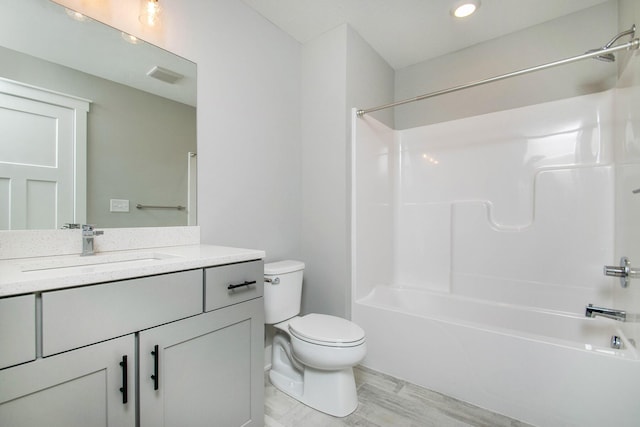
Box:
left=139, top=0, right=162, bottom=27
left=450, top=0, right=480, bottom=18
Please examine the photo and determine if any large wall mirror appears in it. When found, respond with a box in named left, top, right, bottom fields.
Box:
left=0, top=0, right=196, bottom=230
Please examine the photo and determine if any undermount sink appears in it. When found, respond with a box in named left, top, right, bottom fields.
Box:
left=21, top=252, right=179, bottom=273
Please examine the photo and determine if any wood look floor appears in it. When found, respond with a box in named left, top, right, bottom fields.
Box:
left=264, top=366, right=533, bottom=427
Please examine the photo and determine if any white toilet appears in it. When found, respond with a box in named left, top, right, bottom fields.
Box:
left=264, top=260, right=366, bottom=417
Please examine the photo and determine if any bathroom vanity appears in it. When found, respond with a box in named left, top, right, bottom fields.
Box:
left=0, top=242, right=265, bottom=427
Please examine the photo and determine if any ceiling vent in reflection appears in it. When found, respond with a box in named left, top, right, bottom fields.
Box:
left=146, top=66, right=183, bottom=84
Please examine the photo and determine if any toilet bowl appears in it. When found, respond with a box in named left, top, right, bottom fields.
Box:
left=264, top=260, right=366, bottom=417
left=288, top=314, right=366, bottom=370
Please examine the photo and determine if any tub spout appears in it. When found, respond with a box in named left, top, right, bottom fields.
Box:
left=585, top=304, right=626, bottom=322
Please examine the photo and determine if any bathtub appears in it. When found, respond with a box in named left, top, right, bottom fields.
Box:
left=352, top=286, right=640, bottom=427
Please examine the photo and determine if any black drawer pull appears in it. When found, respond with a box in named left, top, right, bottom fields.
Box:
left=119, top=355, right=128, bottom=404
left=227, top=280, right=257, bottom=290
left=151, top=345, right=159, bottom=390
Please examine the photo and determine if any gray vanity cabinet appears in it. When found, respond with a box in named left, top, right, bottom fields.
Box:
left=139, top=297, right=264, bottom=427
left=0, top=334, right=135, bottom=427
left=0, top=259, right=264, bottom=427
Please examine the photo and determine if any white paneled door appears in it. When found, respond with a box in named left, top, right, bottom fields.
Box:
left=0, top=79, right=89, bottom=230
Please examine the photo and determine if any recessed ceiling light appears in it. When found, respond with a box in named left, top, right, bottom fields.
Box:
left=451, top=0, right=480, bottom=18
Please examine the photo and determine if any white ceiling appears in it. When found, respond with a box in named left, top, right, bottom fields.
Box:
left=240, top=0, right=610, bottom=69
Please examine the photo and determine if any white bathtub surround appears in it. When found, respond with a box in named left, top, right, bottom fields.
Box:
left=355, top=91, right=616, bottom=313
left=352, top=89, right=640, bottom=426
left=614, top=60, right=640, bottom=356
left=354, top=289, right=639, bottom=427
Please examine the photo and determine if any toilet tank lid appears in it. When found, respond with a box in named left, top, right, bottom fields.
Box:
left=265, top=260, right=305, bottom=275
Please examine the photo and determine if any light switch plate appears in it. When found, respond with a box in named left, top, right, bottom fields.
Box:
left=110, top=199, right=130, bottom=212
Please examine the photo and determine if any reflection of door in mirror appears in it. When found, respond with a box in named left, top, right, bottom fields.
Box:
left=187, top=152, right=197, bottom=226
left=0, top=79, right=89, bottom=230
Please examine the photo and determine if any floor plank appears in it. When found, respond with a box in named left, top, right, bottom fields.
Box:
left=265, top=366, right=533, bottom=427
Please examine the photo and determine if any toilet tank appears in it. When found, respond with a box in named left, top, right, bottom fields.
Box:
left=264, top=260, right=305, bottom=324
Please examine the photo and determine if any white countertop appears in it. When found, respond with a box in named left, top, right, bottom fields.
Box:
left=0, top=244, right=265, bottom=297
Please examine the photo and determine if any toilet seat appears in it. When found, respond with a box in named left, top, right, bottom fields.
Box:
left=289, top=314, right=365, bottom=347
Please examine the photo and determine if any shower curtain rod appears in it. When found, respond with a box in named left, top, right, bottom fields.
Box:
left=356, top=38, right=639, bottom=117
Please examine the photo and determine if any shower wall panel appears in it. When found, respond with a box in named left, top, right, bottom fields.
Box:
left=352, top=112, right=395, bottom=300
left=396, top=91, right=615, bottom=313
left=613, top=49, right=640, bottom=343
left=354, top=91, right=618, bottom=315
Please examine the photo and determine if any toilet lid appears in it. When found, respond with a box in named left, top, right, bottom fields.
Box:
left=288, top=314, right=365, bottom=346
left=264, top=260, right=304, bottom=275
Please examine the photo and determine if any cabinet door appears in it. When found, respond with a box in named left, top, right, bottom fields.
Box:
left=0, top=334, right=135, bottom=427
left=139, top=298, right=264, bottom=427
left=0, top=295, right=35, bottom=369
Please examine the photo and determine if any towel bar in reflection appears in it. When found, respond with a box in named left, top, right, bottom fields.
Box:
left=136, top=204, right=185, bottom=210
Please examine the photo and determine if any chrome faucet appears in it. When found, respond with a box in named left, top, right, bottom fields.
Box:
left=585, top=304, right=626, bottom=322
left=81, top=224, right=104, bottom=256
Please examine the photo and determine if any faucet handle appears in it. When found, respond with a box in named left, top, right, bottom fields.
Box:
left=604, top=264, right=628, bottom=277
left=604, top=257, right=640, bottom=288
left=62, top=223, right=81, bottom=229
left=82, top=224, right=104, bottom=236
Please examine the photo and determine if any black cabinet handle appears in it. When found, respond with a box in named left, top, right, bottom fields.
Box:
left=119, top=355, right=128, bottom=404
left=151, top=345, right=159, bottom=390
left=227, top=280, right=257, bottom=290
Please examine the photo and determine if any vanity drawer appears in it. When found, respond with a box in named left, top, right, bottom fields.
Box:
left=42, top=269, right=203, bottom=356
left=0, top=295, right=36, bottom=369
left=205, top=260, right=263, bottom=312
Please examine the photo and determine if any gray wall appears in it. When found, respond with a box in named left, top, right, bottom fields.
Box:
left=160, top=0, right=303, bottom=263
left=299, top=25, right=348, bottom=317
left=0, top=45, right=196, bottom=228
left=394, top=1, right=619, bottom=129
left=300, top=25, right=394, bottom=318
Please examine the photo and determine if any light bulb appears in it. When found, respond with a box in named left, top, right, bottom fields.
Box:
left=451, top=0, right=480, bottom=18
left=139, top=0, right=162, bottom=27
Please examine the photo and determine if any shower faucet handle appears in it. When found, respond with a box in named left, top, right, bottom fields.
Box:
left=604, top=259, right=629, bottom=277
left=604, top=257, right=639, bottom=288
